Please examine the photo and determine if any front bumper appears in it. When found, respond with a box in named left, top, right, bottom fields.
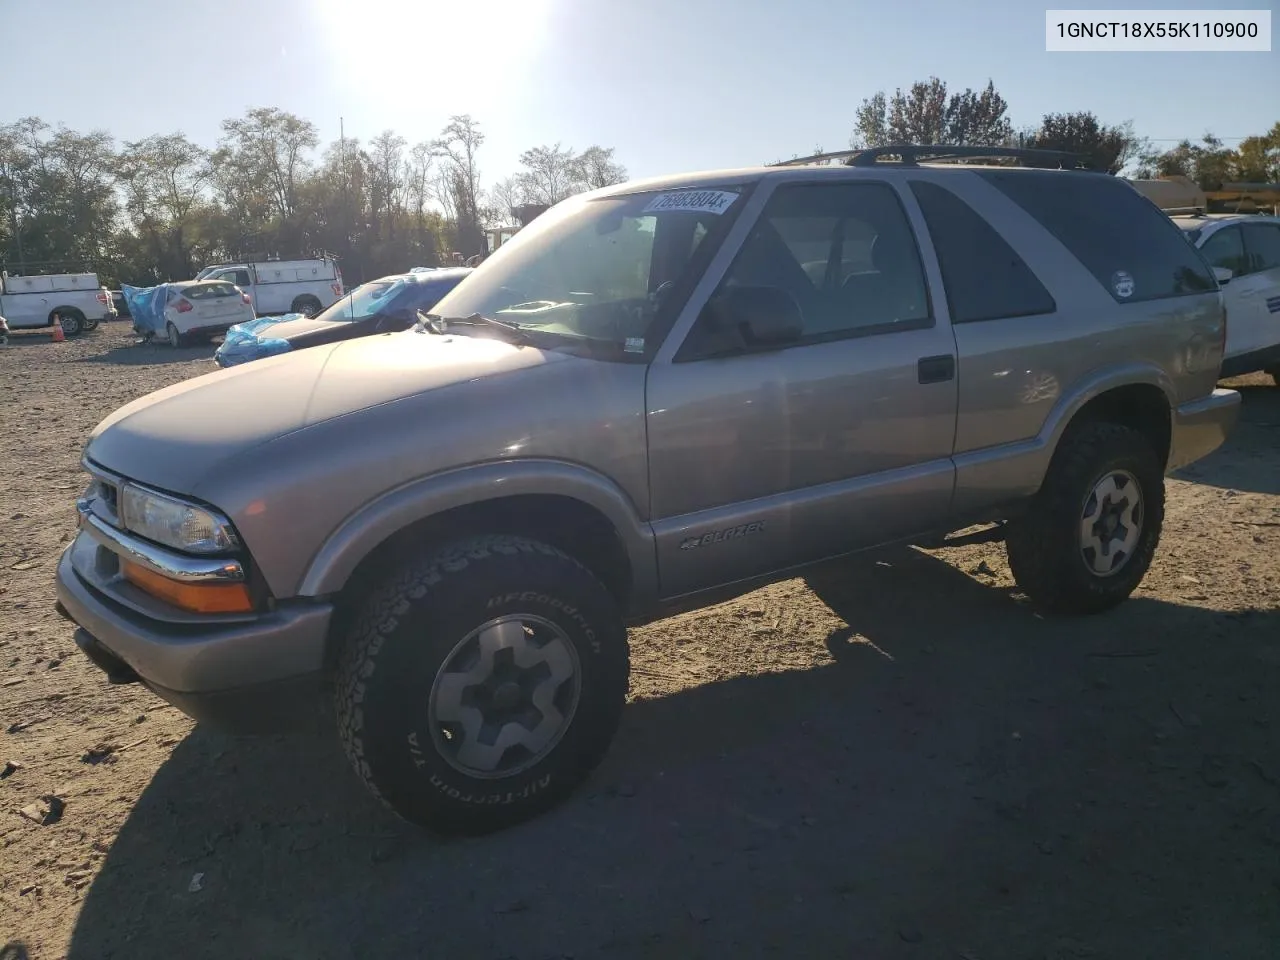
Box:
left=1167, top=387, right=1242, bottom=473
left=55, top=531, right=334, bottom=732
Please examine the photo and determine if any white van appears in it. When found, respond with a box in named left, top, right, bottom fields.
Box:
left=1174, top=214, right=1280, bottom=383
left=0, top=271, right=116, bottom=335
left=195, top=257, right=344, bottom=318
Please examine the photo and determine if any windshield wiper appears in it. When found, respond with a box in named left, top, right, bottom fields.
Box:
left=415, top=310, right=531, bottom=344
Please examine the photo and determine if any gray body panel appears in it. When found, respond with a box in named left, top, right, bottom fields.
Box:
left=58, top=160, right=1241, bottom=705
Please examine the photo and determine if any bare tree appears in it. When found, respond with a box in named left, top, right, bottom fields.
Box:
left=573, top=145, right=628, bottom=189
left=516, top=142, right=580, bottom=205
left=432, top=115, right=485, bottom=257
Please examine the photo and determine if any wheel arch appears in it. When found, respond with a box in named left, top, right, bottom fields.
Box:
left=49, top=305, right=86, bottom=326
left=297, top=460, right=657, bottom=641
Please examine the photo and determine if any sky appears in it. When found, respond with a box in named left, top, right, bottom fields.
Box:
left=7, top=0, right=1278, bottom=186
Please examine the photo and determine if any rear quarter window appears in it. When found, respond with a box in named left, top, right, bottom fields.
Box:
left=976, top=170, right=1216, bottom=303
left=184, top=282, right=240, bottom=300
left=909, top=179, right=1056, bottom=323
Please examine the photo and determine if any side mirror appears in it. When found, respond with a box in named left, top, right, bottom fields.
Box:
left=703, top=284, right=804, bottom=350
left=1213, top=266, right=1233, bottom=285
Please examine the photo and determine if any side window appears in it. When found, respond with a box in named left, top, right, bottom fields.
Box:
left=234, top=270, right=252, bottom=287
left=909, top=180, right=1056, bottom=323
left=977, top=170, right=1216, bottom=303
left=1198, top=227, right=1249, bottom=276
left=694, top=181, right=931, bottom=352
left=1242, top=223, right=1280, bottom=273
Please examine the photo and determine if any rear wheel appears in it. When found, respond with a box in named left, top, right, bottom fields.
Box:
left=291, top=295, right=322, bottom=318
left=1005, top=422, right=1164, bottom=616
left=55, top=309, right=84, bottom=337
left=166, top=322, right=184, bottom=349
left=334, top=534, right=629, bottom=835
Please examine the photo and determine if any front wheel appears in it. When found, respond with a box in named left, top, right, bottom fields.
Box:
left=334, top=535, right=629, bottom=835
left=1005, top=422, right=1165, bottom=616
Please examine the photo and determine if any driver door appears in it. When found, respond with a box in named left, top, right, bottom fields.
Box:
left=644, top=178, right=959, bottom=599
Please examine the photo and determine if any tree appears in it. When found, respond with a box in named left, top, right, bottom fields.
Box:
left=945, top=81, right=1013, bottom=146
left=573, top=145, right=628, bottom=190
left=115, top=133, right=210, bottom=277
left=1136, top=133, right=1239, bottom=189
left=516, top=142, right=580, bottom=206
left=433, top=115, right=485, bottom=258
left=1233, top=122, right=1280, bottom=182
left=217, top=107, right=319, bottom=226
left=851, top=78, right=1010, bottom=148
left=1026, top=112, right=1142, bottom=174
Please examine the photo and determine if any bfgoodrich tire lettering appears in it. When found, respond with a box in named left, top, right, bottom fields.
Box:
left=1005, top=422, right=1165, bottom=615
left=334, top=534, right=629, bottom=834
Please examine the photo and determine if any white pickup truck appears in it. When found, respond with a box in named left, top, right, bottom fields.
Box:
left=0, top=271, right=116, bottom=336
left=194, top=257, right=344, bottom=318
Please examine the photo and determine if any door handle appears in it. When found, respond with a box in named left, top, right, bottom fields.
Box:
left=917, top=354, right=955, bottom=384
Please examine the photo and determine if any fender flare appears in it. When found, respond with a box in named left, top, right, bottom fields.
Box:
left=1038, top=361, right=1177, bottom=455
left=296, top=458, right=658, bottom=601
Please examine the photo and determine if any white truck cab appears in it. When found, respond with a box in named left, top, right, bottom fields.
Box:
left=0, top=271, right=116, bottom=335
left=195, top=257, right=344, bottom=318
left=1175, top=214, right=1280, bottom=382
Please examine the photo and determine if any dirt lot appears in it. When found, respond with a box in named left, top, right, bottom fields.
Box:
left=1, top=324, right=1278, bottom=959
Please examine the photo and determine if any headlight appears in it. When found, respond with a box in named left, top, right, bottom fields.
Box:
left=119, top=484, right=239, bottom=555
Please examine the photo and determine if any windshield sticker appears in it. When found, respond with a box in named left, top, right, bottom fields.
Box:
left=642, top=190, right=739, bottom=216
left=625, top=337, right=645, bottom=353
left=1111, top=270, right=1135, bottom=299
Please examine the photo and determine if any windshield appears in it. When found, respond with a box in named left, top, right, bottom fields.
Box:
left=315, top=278, right=407, bottom=323
left=427, top=186, right=748, bottom=357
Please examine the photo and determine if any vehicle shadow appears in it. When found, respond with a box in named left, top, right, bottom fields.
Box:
left=1175, top=381, right=1280, bottom=495
left=72, top=341, right=218, bottom=367
left=63, top=550, right=1280, bottom=960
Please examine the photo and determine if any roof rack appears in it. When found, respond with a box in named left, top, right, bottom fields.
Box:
left=773, top=144, right=1092, bottom=170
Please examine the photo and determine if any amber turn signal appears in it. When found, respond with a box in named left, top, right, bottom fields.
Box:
left=121, top=561, right=254, bottom=614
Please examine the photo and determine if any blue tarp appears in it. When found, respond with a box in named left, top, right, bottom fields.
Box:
left=212, top=314, right=303, bottom=368
left=121, top=283, right=172, bottom=336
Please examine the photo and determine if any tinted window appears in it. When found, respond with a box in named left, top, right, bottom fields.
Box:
left=910, top=180, right=1055, bottom=323
left=708, top=181, right=931, bottom=343
left=184, top=282, right=240, bottom=299
left=1243, top=223, right=1280, bottom=272
left=977, top=170, right=1216, bottom=302
left=1198, top=227, right=1249, bottom=276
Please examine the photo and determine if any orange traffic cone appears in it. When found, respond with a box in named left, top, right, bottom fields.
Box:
left=51, top=314, right=65, bottom=343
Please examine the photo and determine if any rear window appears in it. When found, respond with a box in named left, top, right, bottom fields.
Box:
left=910, top=180, right=1056, bottom=323
left=184, top=282, right=240, bottom=300
left=976, top=171, right=1216, bottom=303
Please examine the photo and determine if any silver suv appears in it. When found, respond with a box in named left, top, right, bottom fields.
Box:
left=56, top=146, right=1241, bottom=834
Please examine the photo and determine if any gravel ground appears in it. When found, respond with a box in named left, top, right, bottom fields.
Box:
left=2, top=324, right=1279, bottom=960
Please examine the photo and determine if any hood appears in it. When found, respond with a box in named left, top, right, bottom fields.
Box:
left=85, top=330, right=574, bottom=492
left=256, top=314, right=353, bottom=341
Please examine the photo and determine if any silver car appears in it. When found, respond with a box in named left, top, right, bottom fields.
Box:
left=57, top=146, right=1240, bottom=834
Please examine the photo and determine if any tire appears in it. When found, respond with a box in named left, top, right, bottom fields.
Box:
left=291, top=295, right=322, bottom=318
left=166, top=322, right=184, bottom=349
left=55, top=309, right=84, bottom=337
left=334, top=534, right=629, bottom=835
left=1004, top=422, right=1164, bottom=616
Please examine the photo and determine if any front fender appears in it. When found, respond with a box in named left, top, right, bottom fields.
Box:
left=296, top=458, right=658, bottom=603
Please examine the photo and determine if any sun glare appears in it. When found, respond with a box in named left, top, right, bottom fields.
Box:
left=315, top=0, right=553, bottom=107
